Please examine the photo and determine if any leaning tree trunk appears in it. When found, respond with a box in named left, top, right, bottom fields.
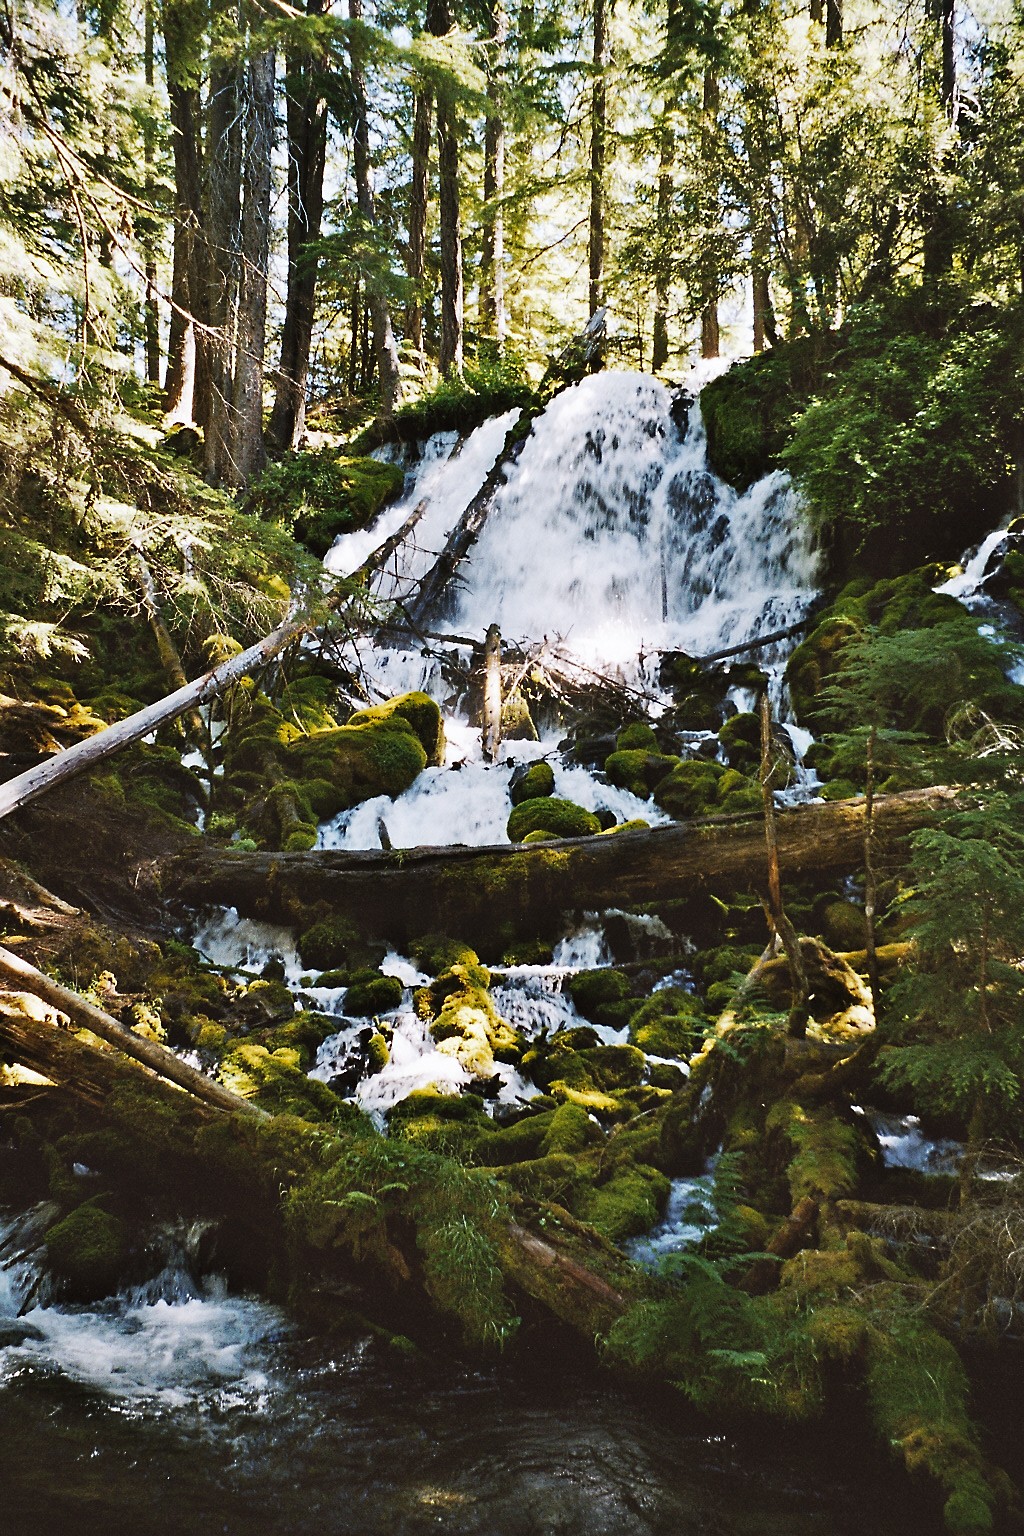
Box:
left=267, top=0, right=329, bottom=452
left=232, top=47, right=275, bottom=485
left=349, top=0, right=403, bottom=416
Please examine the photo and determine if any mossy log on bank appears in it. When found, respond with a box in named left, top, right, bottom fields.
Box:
left=161, top=787, right=954, bottom=947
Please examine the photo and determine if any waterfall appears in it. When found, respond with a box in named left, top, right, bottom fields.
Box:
left=317, top=370, right=821, bottom=852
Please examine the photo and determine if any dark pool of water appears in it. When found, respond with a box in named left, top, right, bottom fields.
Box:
left=0, top=1324, right=962, bottom=1536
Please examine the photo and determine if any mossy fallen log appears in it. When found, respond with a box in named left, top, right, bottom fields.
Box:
left=161, top=786, right=955, bottom=948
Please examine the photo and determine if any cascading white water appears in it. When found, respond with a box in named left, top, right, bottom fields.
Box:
left=445, top=372, right=818, bottom=664
left=318, top=370, right=821, bottom=851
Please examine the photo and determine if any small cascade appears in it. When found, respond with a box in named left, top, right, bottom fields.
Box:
left=625, top=1170, right=718, bottom=1270
left=936, top=527, right=1010, bottom=603
left=0, top=1207, right=283, bottom=1413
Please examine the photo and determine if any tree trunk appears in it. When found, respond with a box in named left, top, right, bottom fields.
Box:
left=406, top=87, right=432, bottom=365
left=404, top=409, right=532, bottom=626
left=428, top=0, right=463, bottom=376
left=700, top=69, right=720, bottom=359
left=203, top=50, right=243, bottom=486
left=481, top=623, right=502, bottom=761
left=232, top=47, right=275, bottom=485
left=760, top=693, right=810, bottom=1037
left=589, top=0, right=612, bottom=322
left=479, top=1, right=508, bottom=347
left=161, top=788, right=954, bottom=953
left=163, top=1, right=206, bottom=422
left=143, top=0, right=161, bottom=387
left=825, top=0, right=842, bottom=48
left=923, top=0, right=956, bottom=278
left=267, top=1, right=329, bottom=452
left=349, top=0, right=403, bottom=417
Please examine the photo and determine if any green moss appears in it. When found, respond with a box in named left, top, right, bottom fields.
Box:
left=409, top=935, right=481, bottom=976
left=820, top=779, right=859, bottom=801
left=628, top=988, right=704, bottom=1058
left=343, top=974, right=403, bottom=1016
left=701, top=339, right=821, bottom=491
left=523, top=828, right=560, bottom=843
left=45, top=1202, right=130, bottom=1299
left=250, top=450, right=404, bottom=557
left=346, top=691, right=445, bottom=766
left=539, top=1101, right=603, bottom=1155
left=506, top=796, right=601, bottom=842
left=576, top=1164, right=671, bottom=1242
left=288, top=716, right=427, bottom=804
left=567, top=968, right=631, bottom=1026
left=299, top=918, right=361, bottom=972
left=604, top=749, right=681, bottom=798
left=767, top=1101, right=862, bottom=1206
left=718, top=712, right=761, bottom=774
left=600, top=817, right=650, bottom=836
left=367, top=1032, right=390, bottom=1072
left=616, top=721, right=659, bottom=751
left=652, top=759, right=726, bottom=819
left=509, top=760, right=555, bottom=806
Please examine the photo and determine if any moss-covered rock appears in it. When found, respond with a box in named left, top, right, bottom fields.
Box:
left=346, top=691, right=445, bottom=767
left=652, top=759, right=760, bottom=820
left=45, top=1202, right=130, bottom=1300
left=506, top=796, right=601, bottom=842
left=344, top=974, right=403, bottom=1017
left=604, top=748, right=681, bottom=799
left=701, top=339, right=822, bottom=491
left=567, top=968, right=631, bottom=1027
left=576, top=1164, right=671, bottom=1243
left=299, top=918, right=362, bottom=972
left=616, top=721, right=659, bottom=751
left=718, top=711, right=761, bottom=774
left=628, top=988, right=705, bottom=1058
left=539, top=1101, right=603, bottom=1155
left=509, top=760, right=555, bottom=806
left=288, top=714, right=427, bottom=804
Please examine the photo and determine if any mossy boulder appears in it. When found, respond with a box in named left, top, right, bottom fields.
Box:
left=509, top=760, right=555, bottom=806
left=567, top=968, right=631, bottom=1027
left=604, top=749, right=681, bottom=799
left=346, top=691, right=445, bottom=767
left=410, top=935, right=482, bottom=977
left=616, top=721, right=659, bottom=751
left=718, top=711, right=761, bottom=774
left=45, top=1202, right=130, bottom=1300
left=701, top=337, right=822, bottom=491
left=652, top=759, right=760, bottom=820
left=628, top=988, right=705, bottom=1058
left=288, top=714, right=427, bottom=804
left=344, top=974, right=404, bottom=1017
left=298, top=918, right=362, bottom=972
left=578, top=1043, right=647, bottom=1091
left=427, top=967, right=523, bottom=1079
left=575, top=1164, right=671, bottom=1242
left=785, top=615, right=862, bottom=725
left=506, top=796, right=601, bottom=842
left=539, top=1101, right=603, bottom=1155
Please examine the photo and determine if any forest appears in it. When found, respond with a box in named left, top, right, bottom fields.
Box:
left=2, top=0, right=1024, bottom=1531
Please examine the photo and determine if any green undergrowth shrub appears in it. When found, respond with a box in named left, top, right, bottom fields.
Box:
left=352, top=351, right=537, bottom=450
left=249, top=451, right=404, bottom=558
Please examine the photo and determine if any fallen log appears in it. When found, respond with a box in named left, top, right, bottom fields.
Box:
left=160, top=786, right=955, bottom=949
left=0, top=943, right=266, bottom=1119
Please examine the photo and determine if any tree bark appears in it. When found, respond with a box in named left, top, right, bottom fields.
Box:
left=160, top=788, right=955, bottom=951
left=232, top=46, right=275, bottom=485
left=349, top=0, right=403, bottom=417
left=267, top=0, right=330, bottom=452
left=479, top=0, right=508, bottom=347
left=481, top=623, right=502, bottom=761
left=428, top=0, right=463, bottom=376
left=203, top=49, right=243, bottom=486
left=760, top=693, right=810, bottom=1037
left=405, top=87, right=432, bottom=365
left=700, top=68, right=720, bottom=359
left=589, top=0, right=612, bottom=322
left=143, top=0, right=161, bottom=387
left=163, top=1, right=206, bottom=422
